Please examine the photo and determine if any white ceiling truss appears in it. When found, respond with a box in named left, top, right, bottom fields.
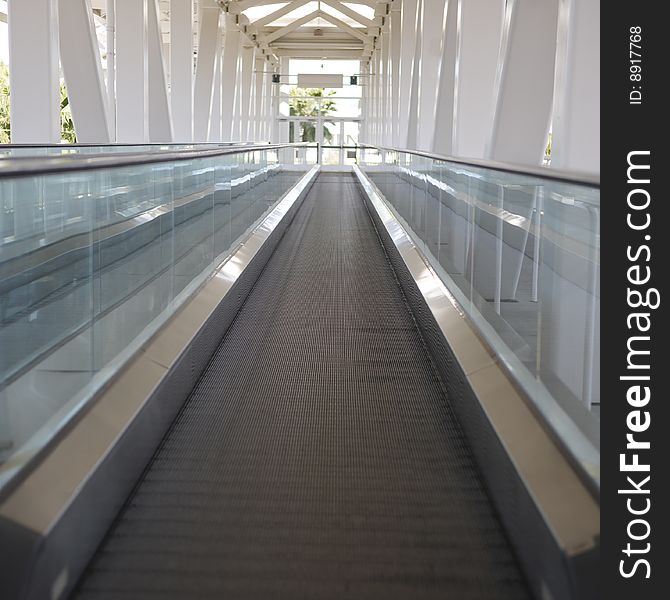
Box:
left=224, top=0, right=387, bottom=63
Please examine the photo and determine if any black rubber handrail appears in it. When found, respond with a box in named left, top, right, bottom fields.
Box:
left=357, top=143, right=600, bottom=187
left=0, top=142, right=308, bottom=178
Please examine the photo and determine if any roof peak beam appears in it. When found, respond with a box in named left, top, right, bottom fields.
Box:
left=229, top=0, right=293, bottom=13
left=316, top=10, right=368, bottom=42
left=320, top=0, right=376, bottom=28
left=250, top=0, right=311, bottom=28
left=264, top=9, right=321, bottom=43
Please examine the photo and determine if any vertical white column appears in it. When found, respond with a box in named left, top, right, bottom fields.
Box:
left=147, top=0, right=173, bottom=142
left=415, top=0, right=447, bottom=150
left=405, top=0, right=422, bottom=149
left=221, top=14, right=241, bottom=142
left=359, top=61, right=368, bottom=143
left=277, top=57, right=290, bottom=143
left=193, top=1, right=220, bottom=142
left=551, top=0, right=599, bottom=174
left=380, top=23, right=390, bottom=145
left=486, top=0, right=559, bottom=165
left=209, top=46, right=222, bottom=141
left=58, top=0, right=111, bottom=142
left=7, top=0, right=60, bottom=143
left=116, top=0, right=148, bottom=142
left=369, top=52, right=377, bottom=143
left=106, top=0, right=117, bottom=140
left=262, top=59, right=270, bottom=141
left=170, top=0, right=194, bottom=142
left=263, top=63, right=273, bottom=141
left=389, top=2, right=402, bottom=146
left=237, top=46, right=254, bottom=141
left=253, top=56, right=265, bottom=141
left=433, top=0, right=458, bottom=155
left=397, top=0, right=419, bottom=148
left=240, top=46, right=255, bottom=142
left=452, top=0, right=504, bottom=159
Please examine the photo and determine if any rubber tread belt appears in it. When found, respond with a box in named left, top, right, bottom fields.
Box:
left=73, top=173, right=530, bottom=600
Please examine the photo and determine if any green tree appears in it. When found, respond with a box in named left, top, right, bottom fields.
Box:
left=0, top=63, right=10, bottom=144
left=60, top=83, right=77, bottom=143
left=288, top=87, right=336, bottom=143
left=0, top=62, right=77, bottom=143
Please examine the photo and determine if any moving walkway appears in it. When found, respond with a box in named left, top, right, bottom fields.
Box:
left=0, top=144, right=599, bottom=599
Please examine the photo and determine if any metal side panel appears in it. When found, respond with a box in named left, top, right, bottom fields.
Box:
left=353, top=165, right=599, bottom=600
left=0, top=165, right=320, bottom=600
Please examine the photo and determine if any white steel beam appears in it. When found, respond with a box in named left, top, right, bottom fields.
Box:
left=317, top=11, right=368, bottom=43
left=147, top=0, right=173, bottom=142
left=487, top=0, right=559, bottom=165
left=253, top=56, right=265, bottom=140
left=273, top=49, right=364, bottom=58
left=452, top=0, right=504, bottom=159
left=550, top=0, right=599, bottom=174
left=415, top=0, right=446, bottom=151
left=193, top=1, right=220, bottom=141
left=389, top=1, right=401, bottom=145
left=7, top=0, right=60, bottom=143
left=405, top=0, right=422, bottom=149
left=230, top=0, right=295, bottom=12
left=237, top=45, right=255, bottom=141
left=264, top=11, right=321, bottom=44
left=432, top=0, right=457, bottom=155
left=397, top=0, right=418, bottom=148
left=321, top=0, right=376, bottom=28
left=116, top=0, right=148, bottom=142
left=209, top=45, right=223, bottom=141
left=170, top=0, right=194, bottom=142
left=277, top=56, right=290, bottom=143
left=58, top=0, right=111, bottom=142
left=106, top=0, right=116, bottom=140
left=250, top=0, right=311, bottom=29
left=221, top=14, right=241, bottom=141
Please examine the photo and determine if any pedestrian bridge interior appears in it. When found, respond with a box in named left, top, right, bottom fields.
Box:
left=0, top=1, right=599, bottom=599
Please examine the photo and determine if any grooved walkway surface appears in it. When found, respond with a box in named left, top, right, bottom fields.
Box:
left=74, top=173, right=529, bottom=599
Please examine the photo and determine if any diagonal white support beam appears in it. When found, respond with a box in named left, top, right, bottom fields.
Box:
left=264, top=10, right=321, bottom=44
left=8, top=0, right=60, bottom=143
left=230, top=0, right=294, bottom=12
left=415, top=0, right=446, bottom=150
left=147, top=0, right=173, bottom=142
left=232, top=0, right=376, bottom=10
left=452, top=0, right=504, bottom=159
left=221, top=14, right=241, bottom=141
left=433, top=0, right=458, bottom=155
left=58, top=0, right=111, bottom=142
left=116, top=0, right=148, bottom=143
left=238, top=45, right=255, bottom=141
left=193, top=1, right=221, bottom=141
left=321, top=0, right=376, bottom=28
left=486, top=0, right=559, bottom=165
left=171, top=0, right=194, bottom=142
left=550, top=0, right=599, bottom=174
left=317, top=11, right=368, bottom=42
left=251, top=0, right=311, bottom=28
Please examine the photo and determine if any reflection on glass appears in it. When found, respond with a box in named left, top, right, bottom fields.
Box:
left=358, top=147, right=600, bottom=461
left=0, top=146, right=309, bottom=488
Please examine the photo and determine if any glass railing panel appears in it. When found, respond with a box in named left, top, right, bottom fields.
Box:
left=0, top=145, right=309, bottom=490
left=358, top=146, right=600, bottom=484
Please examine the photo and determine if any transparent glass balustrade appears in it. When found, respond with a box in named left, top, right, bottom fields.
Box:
left=358, top=147, right=600, bottom=483
left=0, top=145, right=309, bottom=488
